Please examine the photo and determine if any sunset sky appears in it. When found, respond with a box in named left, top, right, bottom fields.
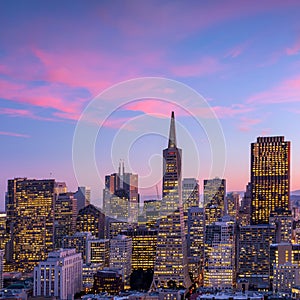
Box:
left=1, top=0, right=300, bottom=207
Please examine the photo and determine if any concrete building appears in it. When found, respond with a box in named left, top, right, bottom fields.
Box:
left=33, top=248, right=82, bottom=299
left=204, top=217, right=236, bottom=288
left=86, top=239, right=110, bottom=266
left=109, top=235, right=132, bottom=286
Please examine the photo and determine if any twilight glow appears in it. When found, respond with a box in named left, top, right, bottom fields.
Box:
left=1, top=0, right=300, bottom=208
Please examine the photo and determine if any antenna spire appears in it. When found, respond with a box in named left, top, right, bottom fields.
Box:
left=168, top=111, right=177, bottom=148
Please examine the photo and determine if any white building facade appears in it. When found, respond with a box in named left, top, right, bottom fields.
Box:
left=34, top=248, right=82, bottom=300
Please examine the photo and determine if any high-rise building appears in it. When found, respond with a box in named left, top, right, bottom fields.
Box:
left=76, top=204, right=105, bottom=239
left=204, top=217, right=236, bottom=288
left=6, top=178, right=55, bottom=272
left=161, top=111, right=182, bottom=215
left=74, top=186, right=91, bottom=213
left=54, top=182, right=67, bottom=195
left=54, top=192, right=77, bottom=249
left=103, top=162, right=139, bottom=222
left=270, top=243, right=300, bottom=289
left=142, top=200, right=161, bottom=228
left=0, top=250, right=3, bottom=289
left=204, top=178, right=226, bottom=225
left=121, top=226, right=158, bottom=271
left=105, top=217, right=128, bottom=239
left=226, top=192, right=239, bottom=219
left=238, top=224, right=276, bottom=289
left=109, top=235, right=132, bottom=286
left=93, top=268, right=124, bottom=295
left=33, top=249, right=82, bottom=299
left=62, top=231, right=94, bottom=263
left=239, top=183, right=252, bottom=226
left=86, top=239, right=110, bottom=267
left=151, top=112, right=191, bottom=290
left=182, top=178, right=199, bottom=212
left=187, top=207, right=204, bottom=283
left=250, top=136, right=290, bottom=225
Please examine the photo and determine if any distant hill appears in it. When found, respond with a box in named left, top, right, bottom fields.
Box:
left=292, top=190, right=300, bottom=196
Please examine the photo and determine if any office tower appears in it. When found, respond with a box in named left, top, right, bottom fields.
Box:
left=86, top=239, right=110, bottom=267
left=152, top=112, right=191, bottom=290
left=93, top=269, right=124, bottom=295
left=238, top=224, right=276, bottom=289
left=239, top=183, right=252, bottom=226
left=109, top=235, right=132, bottom=286
left=33, top=249, right=82, bottom=299
left=250, top=136, right=290, bottom=225
left=54, top=182, right=67, bottom=195
left=270, top=212, right=293, bottom=243
left=62, top=231, right=94, bottom=263
left=106, top=217, right=129, bottom=239
left=54, top=192, right=77, bottom=249
left=103, top=162, right=139, bottom=222
left=82, top=263, right=102, bottom=290
left=76, top=204, right=105, bottom=239
left=74, top=186, right=91, bottom=212
left=0, top=250, right=3, bottom=289
left=6, top=178, right=55, bottom=272
left=161, top=111, right=182, bottom=215
left=187, top=207, right=204, bottom=283
left=204, top=178, right=226, bottom=225
left=182, top=178, right=200, bottom=211
left=204, top=217, right=236, bottom=288
left=142, top=199, right=161, bottom=228
left=270, top=243, right=300, bottom=287
left=273, top=263, right=300, bottom=296
left=0, top=212, right=8, bottom=251
left=108, top=189, right=130, bottom=221
left=121, top=226, right=158, bottom=271
left=226, top=192, right=239, bottom=219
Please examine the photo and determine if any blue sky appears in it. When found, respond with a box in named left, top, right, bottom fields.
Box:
left=1, top=0, right=300, bottom=207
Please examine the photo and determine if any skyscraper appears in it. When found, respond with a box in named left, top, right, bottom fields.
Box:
left=103, top=162, right=139, bottom=222
left=152, top=112, right=191, bottom=289
left=6, top=178, right=55, bottom=272
left=109, top=234, right=132, bottom=286
left=182, top=178, right=200, bottom=212
left=250, top=136, right=290, bottom=225
left=54, top=192, right=77, bottom=249
left=121, top=226, right=158, bottom=271
left=204, top=216, right=236, bottom=288
left=74, top=186, right=91, bottom=212
left=76, top=204, right=105, bottom=239
left=204, top=178, right=226, bottom=225
left=161, top=111, right=182, bottom=215
left=187, top=207, right=204, bottom=284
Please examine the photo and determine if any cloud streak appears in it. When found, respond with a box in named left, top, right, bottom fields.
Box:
left=0, top=131, right=30, bottom=138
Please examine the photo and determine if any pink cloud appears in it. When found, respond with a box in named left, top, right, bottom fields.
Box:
left=124, top=99, right=188, bottom=118
left=124, top=99, right=252, bottom=120
left=0, top=78, right=86, bottom=120
left=0, top=131, right=30, bottom=138
left=225, top=40, right=251, bottom=58
left=247, top=75, right=300, bottom=104
left=286, top=38, right=300, bottom=55
left=170, top=57, right=223, bottom=77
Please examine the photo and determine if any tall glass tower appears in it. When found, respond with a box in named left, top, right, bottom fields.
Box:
left=152, top=112, right=191, bottom=290
left=250, top=136, right=290, bottom=225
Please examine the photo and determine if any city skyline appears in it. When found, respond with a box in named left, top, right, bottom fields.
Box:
left=1, top=1, right=300, bottom=207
